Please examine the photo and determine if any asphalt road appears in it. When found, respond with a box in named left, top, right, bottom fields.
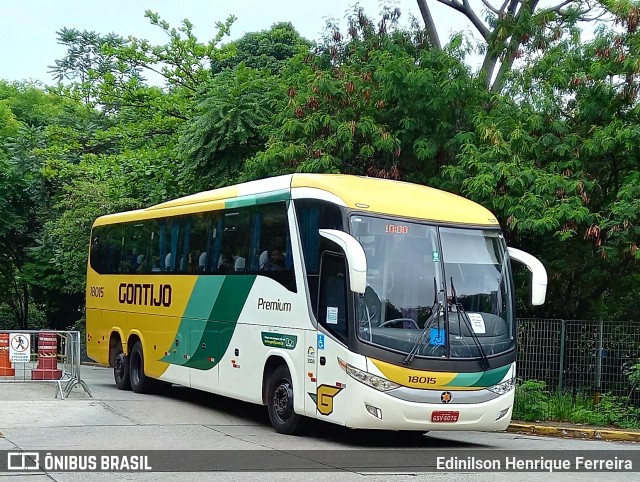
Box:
left=0, top=366, right=637, bottom=481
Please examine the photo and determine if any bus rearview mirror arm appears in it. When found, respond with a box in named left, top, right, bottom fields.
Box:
left=507, top=247, right=548, bottom=306
left=319, top=229, right=367, bottom=294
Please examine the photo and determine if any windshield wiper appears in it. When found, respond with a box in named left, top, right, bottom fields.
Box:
left=450, top=278, right=490, bottom=370
left=402, top=277, right=441, bottom=366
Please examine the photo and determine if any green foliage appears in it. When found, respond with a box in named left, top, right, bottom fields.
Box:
left=212, top=22, right=312, bottom=74
left=244, top=7, right=484, bottom=182
left=49, top=28, right=137, bottom=107
left=1, top=4, right=640, bottom=330
left=441, top=11, right=640, bottom=319
left=514, top=379, right=640, bottom=429
left=106, top=10, right=236, bottom=94
left=178, top=65, right=283, bottom=190
left=42, top=174, right=140, bottom=294
left=627, top=361, right=640, bottom=385
left=514, top=380, right=550, bottom=421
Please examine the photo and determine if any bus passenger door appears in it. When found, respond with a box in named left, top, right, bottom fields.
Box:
left=313, top=252, right=350, bottom=426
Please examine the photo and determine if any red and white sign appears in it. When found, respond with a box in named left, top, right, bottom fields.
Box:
left=9, top=333, right=31, bottom=363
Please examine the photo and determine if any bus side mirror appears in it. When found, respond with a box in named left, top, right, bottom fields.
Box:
left=507, top=247, right=547, bottom=306
left=319, top=229, right=367, bottom=294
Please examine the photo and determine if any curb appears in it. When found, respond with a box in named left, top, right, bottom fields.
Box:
left=508, top=423, right=640, bottom=442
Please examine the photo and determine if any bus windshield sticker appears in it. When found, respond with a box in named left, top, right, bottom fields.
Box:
left=468, top=313, right=486, bottom=334
left=432, top=251, right=440, bottom=263
left=326, top=307, right=338, bottom=325
left=429, top=327, right=445, bottom=346
left=317, top=334, right=325, bottom=350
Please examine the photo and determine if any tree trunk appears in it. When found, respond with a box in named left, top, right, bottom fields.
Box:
left=415, top=0, right=442, bottom=49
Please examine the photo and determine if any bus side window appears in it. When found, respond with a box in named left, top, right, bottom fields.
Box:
left=253, top=202, right=296, bottom=293
left=295, top=200, right=343, bottom=315
left=220, top=210, right=251, bottom=275
left=317, top=252, right=348, bottom=345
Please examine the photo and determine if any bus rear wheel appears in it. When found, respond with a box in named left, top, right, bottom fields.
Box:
left=129, top=341, right=155, bottom=394
left=113, top=343, right=131, bottom=391
left=267, top=365, right=302, bottom=435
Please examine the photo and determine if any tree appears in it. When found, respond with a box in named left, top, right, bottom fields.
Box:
left=211, top=22, right=313, bottom=74
left=444, top=5, right=640, bottom=319
left=0, top=82, right=79, bottom=329
left=49, top=28, right=140, bottom=107
left=0, top=157, right=34, bottom=329
left=415, top=0, right=610, bottom=92
left=244, top=7, right=484, bottom=182
left=178, top=65, right=284, bottom=190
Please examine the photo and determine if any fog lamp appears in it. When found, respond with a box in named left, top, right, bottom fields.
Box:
left=496, top=408, right=510, bottom=421
left=365, top=403, right=382, bottom=419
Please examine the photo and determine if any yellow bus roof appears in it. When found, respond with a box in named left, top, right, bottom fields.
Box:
left=291, top=174, right=499, bottom=226
left=93, top=174, right=499, bottom=227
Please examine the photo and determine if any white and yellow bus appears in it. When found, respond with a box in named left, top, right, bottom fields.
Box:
left=86, top=174, right=547, bottom=434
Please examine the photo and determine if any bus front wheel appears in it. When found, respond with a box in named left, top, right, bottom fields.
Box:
left=113, top=343, right=131, bottom=391
left=267, top=365, right=303, bottom=435
left=129, top=341, right=154, bottom=394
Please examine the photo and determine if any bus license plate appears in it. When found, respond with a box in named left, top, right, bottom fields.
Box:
left=431, top=411, right=459, bottom=423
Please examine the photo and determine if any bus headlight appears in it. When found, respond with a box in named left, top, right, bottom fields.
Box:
left=487, top=377, right=515, bottom=395
left=339, top=359, right=400, bottom=392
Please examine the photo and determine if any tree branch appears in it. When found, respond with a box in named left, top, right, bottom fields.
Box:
left=480, top=50, right=500, bottom=90
left=498, top=0, right=511, bottom=14
left=490, top=42, right=517, bottom=93
left=540, top=0, right=577, bottom=14
left=136, top=61, right=197, bottom=92
left=481, top=0, right=501, bottom=15
left=489, top=0, right=539, bottom=92
left=436, top=0, right=490, bottom=40
left=415, top=0, right=442, bottom=49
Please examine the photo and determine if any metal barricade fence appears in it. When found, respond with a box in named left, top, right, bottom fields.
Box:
left=0, top=330, right=92, bottom=399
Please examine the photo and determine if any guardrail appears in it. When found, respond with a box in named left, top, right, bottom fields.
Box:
left=0, top=330, right=92, bottom=399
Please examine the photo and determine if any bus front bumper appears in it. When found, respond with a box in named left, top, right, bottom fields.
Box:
left=344, top=383, right=515, bottom=431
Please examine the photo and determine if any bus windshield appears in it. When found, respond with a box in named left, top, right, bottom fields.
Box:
left=350, top=216, right=514, bottom=360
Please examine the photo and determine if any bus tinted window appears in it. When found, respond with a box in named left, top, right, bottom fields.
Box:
left=88, top=202, right=296, bottom=292
left=294, top=200, right=343, bottom=275
left=254, top=203, right=296, bottom=292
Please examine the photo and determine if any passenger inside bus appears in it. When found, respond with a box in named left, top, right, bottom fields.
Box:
left=187, top=250, right=200, bottom=274
left=234, top=257, right=246, bottom=272
left=262, top=249, right=286, bottom=271
left=198, top=252, right=207, bottom=272
left=218, top=253, right=234, bottom=274
left=259, top=250, right=269, bottom=270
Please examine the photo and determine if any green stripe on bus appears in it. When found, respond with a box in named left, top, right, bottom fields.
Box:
left=446, top=372, right=482, bottom=386
left=161, top=277, right=225, bottom=366
left=446, top=365, right=510, bottom=388
left=225, top=190, right=290, bottom=208
left=183, top=275, right=257, bottom=370
left=471, top=365, right=511, bottom=387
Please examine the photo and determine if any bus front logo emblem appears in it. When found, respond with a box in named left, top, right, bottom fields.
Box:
left=441, top=391, right=453, bottom=404
left=308, top=385, right=343, bottom=416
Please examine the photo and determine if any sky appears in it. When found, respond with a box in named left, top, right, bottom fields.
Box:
left=0, top=0, right=475, bottom=84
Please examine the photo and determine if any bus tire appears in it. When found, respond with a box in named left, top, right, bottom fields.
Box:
left=267, top=365, right=303, bottom=435
left=113, top=343, right=131, bottom=391
left=129, top=341, right=154, bottom=394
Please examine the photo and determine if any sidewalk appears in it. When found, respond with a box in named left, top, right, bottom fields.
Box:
left=508, top=421, right=640, bottom=442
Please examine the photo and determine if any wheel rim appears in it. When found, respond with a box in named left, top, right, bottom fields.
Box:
left=272, top=378, right=294, bottom=422
left=130, top=351, right=140, bottom=386
left=114, top=352, right=126, bottom=382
